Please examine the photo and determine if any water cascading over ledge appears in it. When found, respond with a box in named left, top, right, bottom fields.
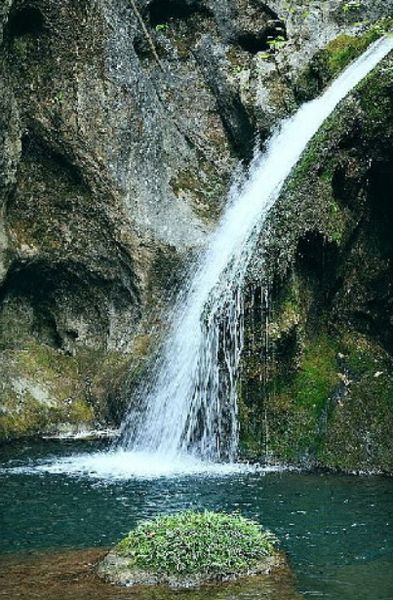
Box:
left=117, top=36, right=393, bottom=465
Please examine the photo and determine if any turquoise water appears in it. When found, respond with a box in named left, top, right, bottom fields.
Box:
left=1, top=441, right=392, bottom=599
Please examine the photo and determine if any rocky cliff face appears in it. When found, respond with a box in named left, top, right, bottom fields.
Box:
left=240, top=22, right=393, bottom=474
left=0, top=0, right=392, bottom=471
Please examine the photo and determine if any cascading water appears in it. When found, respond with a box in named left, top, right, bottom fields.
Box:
left=17, top=36, right=393, bottom=480
left=118, top=36, right=393, bottom=465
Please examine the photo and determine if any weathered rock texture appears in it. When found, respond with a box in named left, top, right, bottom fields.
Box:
left=240, top=37, right=393, bottom=474
left=0, top=0, right=393, bottom=472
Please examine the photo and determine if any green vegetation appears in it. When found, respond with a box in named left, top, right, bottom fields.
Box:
left=342, top=0, right=363, bottom=14
left=0, top=341, right=94, bottom=439
left=0, top=334, right=132, bottom=440
left=266, top=333, right=340, bottom=461
left=324, top=30, right=379, bottom=76
left=155, top=24, right=168, bottom=32
left=116, top=511, right=277, bottom=579
left=292, top=335, right=338, bottom=414
left=295, top=20, right=393, bottom=101
left=357, top=62, right=393, bottom=127
left=319, top=333, right=393, bottom=471
left=326, top=19, right=393, bottom=74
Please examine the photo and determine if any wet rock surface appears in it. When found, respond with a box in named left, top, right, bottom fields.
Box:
left=241, top=51, right=393, bottom=474
left=97, top=550, right=287, bottom=589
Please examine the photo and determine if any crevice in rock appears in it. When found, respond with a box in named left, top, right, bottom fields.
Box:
left=348, top=156, right=393, bottom=354
left=21, top=132, right=86, bottom=188
left=33, top=310, right=64, bottom=350
left=195, top=40, right=255, bottom=160
left=296, top=231, right=339, bottom=281
left=148, top=0, right=210, bottom=26
left=368, top=157, right=393, bottom=257
left=237, top=24, right=285, bottom=55
left=236, top=15, right=286, bottom=55
left=295, top=231, right=341, bottom=311
left=7, top=5, right=45, bottom=38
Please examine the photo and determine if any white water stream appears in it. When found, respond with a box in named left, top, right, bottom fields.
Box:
left=10, top=36, right=393, bottom=480
left=116, top=36, right=393, bottom=464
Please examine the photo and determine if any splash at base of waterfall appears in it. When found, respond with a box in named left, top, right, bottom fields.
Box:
left=3, top=449, right=290, bottom=480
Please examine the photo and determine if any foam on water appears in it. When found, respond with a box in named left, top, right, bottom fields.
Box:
left=1, top=450, right=289, bottom=481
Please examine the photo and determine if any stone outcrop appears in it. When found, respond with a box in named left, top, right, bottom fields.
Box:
left=240, top=46, right=393, bottom=474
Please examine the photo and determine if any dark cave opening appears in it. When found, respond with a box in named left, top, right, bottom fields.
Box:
left=368, top=157, right=393, bottom=257
left=296, top=231, right=339, bottom=282
left=0, top=263, right=64, bottom=350
left=0, top=261, right=99, bottom=352
left=148, top=0, right=209, bottom=26
left=237, top=25, right=285, bottom=55
left=7, top=6, right=45, bottom=38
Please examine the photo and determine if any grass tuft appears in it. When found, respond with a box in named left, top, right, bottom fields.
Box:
left=116, top=511, right=277, bottom=578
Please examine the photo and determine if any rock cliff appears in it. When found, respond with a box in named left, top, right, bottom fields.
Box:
left=1, top=0, right=392, bottom=473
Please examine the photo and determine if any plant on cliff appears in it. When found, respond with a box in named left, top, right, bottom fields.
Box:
left=116, top=511, right=277, bottom=578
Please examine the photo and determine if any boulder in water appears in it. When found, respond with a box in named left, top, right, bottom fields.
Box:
left=97, top=511, right=286, bottom=588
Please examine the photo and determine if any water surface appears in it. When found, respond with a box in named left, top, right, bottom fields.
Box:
left=1, top=441, right=392, bottom=600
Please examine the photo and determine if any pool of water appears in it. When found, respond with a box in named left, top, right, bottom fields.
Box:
left=1, top=440, right=392, bottom=599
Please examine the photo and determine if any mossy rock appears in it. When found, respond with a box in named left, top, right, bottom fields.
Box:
left=295, top=21, right=393, bottom=102
left=0, top=338, right=132, bottom=440
left=97, top=511, right=284, bottom=588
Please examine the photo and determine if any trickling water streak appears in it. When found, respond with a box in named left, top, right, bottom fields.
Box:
left=119, top=36, right=393, bottom=462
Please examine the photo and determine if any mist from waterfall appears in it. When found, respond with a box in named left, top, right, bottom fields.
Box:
left=116, top=36, right=393, bottom=464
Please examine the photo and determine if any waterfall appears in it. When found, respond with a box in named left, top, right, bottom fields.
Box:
left=119, top=36, right=393, bottom=463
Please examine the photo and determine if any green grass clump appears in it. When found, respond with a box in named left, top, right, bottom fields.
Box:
left=117, top=511, right=277, bottom=578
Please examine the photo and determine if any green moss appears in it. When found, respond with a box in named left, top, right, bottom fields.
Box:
left=324, top=31, right=379, bottom=76
left=288, top=141, right=320, bottom=187
left=116, top=512, right=277, bottom=579
left=238, top=392, right=264, bottom=460
left=293, top=336, right=338, bottom=412
left=263, top=330, right=393, bottom=471
left=288, top=107, right=349, bottom=190
left=341, top=333, right=382, bottom=375
left=269, top=285, right=302, bottom=341
left=317, top=333, right=393, bottom=472
left=267, top=333, right=340, bottom=461
left=0, top=341, right=124, bottom=440
left=357, top=64, right=393, bottom=125
left=0, top=392, right=92, bottom=440
left=327, top=197, right=347, bottom=244
left=295, top=21, right=393, bottom=102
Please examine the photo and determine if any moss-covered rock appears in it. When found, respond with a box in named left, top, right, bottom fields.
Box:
left=97, top=511, right=283, bottom=588
left=0, top=339, right=132, bottom=440
left=240, top=50, right=393, bottom=474
left=295, top=20, right=393, bottom=102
